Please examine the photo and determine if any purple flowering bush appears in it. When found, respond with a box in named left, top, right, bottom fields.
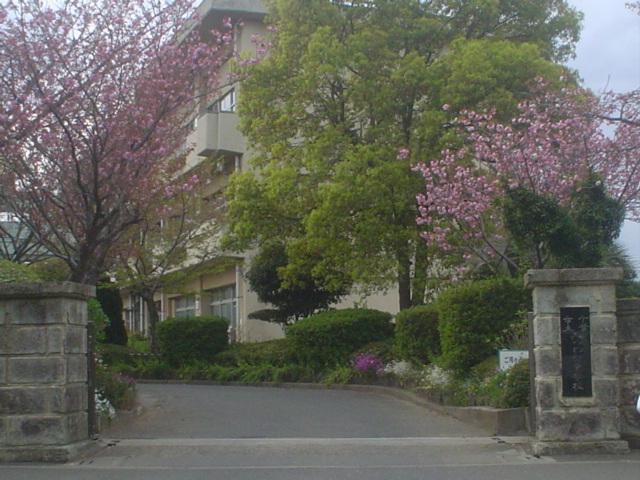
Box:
left=351, top=353, right=385, bottom=378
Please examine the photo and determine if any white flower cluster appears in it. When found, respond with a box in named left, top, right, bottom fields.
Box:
left=383, top=360, right=412, bottom=376
left=95, top=391, right=116, bottom=420
left=419, top=364, right=451, bottom=388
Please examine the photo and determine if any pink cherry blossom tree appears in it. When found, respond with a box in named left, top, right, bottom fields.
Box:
left=0, top=0, right=233, bottom=284
left=414, top=80, right=640, bottom=271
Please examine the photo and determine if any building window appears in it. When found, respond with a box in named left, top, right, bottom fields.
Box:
left=219, top=89, right=236, bottom=112
left=205, top=89, right=236, bottom=114
left=208, top=285, right=236, bottom=322
left=131, top=295, right=143, bottom=334
left=173, top=295, right=196, bottom=318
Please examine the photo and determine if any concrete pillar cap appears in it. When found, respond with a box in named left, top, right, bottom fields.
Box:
left=0, top=282, right=95, bottom=300
left=524, top=268, right=623, bottom=289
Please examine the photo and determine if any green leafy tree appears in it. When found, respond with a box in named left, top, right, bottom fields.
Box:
left=246, top=241, right=348, bottom=323
left=503, top=173, right=625, bottom=269
left=225, top=0, right=581, bottom=309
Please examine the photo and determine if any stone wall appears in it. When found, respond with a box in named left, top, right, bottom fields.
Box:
left=617, top=299, right=640, bottom=446
left=0, top=283, right=94, bottom=462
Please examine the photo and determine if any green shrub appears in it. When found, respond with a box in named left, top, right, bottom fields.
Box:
left=474, top=370, right=509, bottom=407
left=29, top=258, right=70, bottom=281
left=470, top=356, right=498, bottom=380
left=618, top=280, right=640, bottom=299
left=132, top=358, right=174, bottom=379
left=437, top=278, right=530, bottom=375
left=321, top=365, right=354, bottom=385
left=394, top=305, right=439, bottom=364
left=174, top=362, right=315, bottom=384
left=157, top=316, right=229, bottom=366
left=499, top=359, right=530, bottom=408
left=273, top=364, right=316, bottom=383
left=0, top=259, right=41, bottom=283
left=286, top=308, right=393, bottom=368
left=128, top=334, right=150, bottom=353
left=353, top=339, right=395, bottom=363
left=214, top=338, right=293, bottom=367
left=100, top=343, right=136, bottom=367
left=95, top=365, right=136, bottom=410
left=88, top=298, right=108, bottom=344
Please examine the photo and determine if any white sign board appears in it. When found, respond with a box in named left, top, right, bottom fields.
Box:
left=498, top=350, right=529, bottom=371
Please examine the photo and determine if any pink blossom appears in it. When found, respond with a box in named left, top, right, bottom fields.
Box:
left=414, top=79, right=640, bottom=270
left=397, top=148, right=410, bottom=160
left=0, top=0, right=236, bottom=283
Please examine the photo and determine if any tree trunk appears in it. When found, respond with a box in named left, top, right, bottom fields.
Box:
left=69, top=249, right=102, bottom=286
left=142, top=293, right=161, bottom=354
left=411, top=243, right=429, bottom=306
left=70, top=265, right=100, bottom=286
left=397, top=249, right=412, bottom=311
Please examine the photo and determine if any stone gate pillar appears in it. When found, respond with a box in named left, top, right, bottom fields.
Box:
left=0, top=283, right=95, bottom=462
left=525, top=268, right=629, bottom=455
left=617, top=299, right=640, bottom=448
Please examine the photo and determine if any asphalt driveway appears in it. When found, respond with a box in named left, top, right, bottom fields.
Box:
left=104, top=383, right=486, bottom=439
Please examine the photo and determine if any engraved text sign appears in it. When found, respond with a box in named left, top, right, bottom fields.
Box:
left=560, top=307, right=592, bottom=397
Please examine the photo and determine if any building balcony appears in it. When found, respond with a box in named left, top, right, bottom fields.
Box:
left=193, top=112, right=245, bottom=157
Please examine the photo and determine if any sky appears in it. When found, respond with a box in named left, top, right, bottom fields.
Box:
left=565, top=0, right=640, bottom=268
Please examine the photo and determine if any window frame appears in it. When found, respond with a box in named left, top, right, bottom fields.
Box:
left=208, top=284, right=236, bottom=322
left=173, top=295, right=196, bottom=318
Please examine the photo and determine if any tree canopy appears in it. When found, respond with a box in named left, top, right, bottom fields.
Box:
left=0, top=0, right=233, bottom=284
left=415, top=82, right=640, bottom=274
left=225, top=0, right=581, bottom=309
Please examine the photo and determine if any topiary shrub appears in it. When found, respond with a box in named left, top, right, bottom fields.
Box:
left=394, top=305, right=440, bottom=364
left=437, top=278, right=530, bottom=375
left=157, top=316, right=229, bottom=367
left=285, top=308, right=393, bottom=368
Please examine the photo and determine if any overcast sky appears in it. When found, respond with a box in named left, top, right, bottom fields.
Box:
left=565, top=0, right=640, bottom=267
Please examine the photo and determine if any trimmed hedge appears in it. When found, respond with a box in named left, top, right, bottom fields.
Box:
left=285, top=308, right=393, bottom=368
left=157, top=316, right=229, bottom=366
left=437, top=278, right=530, bottom=374
left=394, top=305, right=439, bottom=364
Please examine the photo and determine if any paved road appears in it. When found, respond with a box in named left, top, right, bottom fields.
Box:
left=2, top=383, right=640, bottom=479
